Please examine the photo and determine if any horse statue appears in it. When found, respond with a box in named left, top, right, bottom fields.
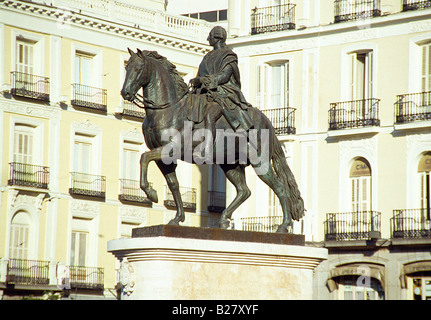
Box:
left=121, top=48, right=304, bottom=233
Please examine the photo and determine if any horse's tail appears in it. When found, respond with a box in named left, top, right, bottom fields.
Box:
left=271, top=134, right=305, bottom=221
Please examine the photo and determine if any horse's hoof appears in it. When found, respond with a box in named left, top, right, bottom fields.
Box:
left=146, top=188, right=158, bottom=203
left=219, top=219, right=230, bottom=230
left=168, top=219, right=180, bottom=226
left=276, top=224, right=289, bottom=234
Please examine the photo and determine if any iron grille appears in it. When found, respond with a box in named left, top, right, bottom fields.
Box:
left=8, top=162, right=49, bottom=189
left=324, top=211, right=381, bottom=241
left=395, top=91, right=431, bottom=124
left=11, top=71, right=50, bottom=102
left=329, top=98, right=380, bottom=130
left=71, top=83, right=107, bottom=111
left=391, top=209, right=431, bottom=239
left=251, top=3, right=296, bottom=35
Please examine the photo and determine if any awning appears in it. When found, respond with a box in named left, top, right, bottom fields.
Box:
left=327, top=263, right=385, bottom=292
left=400, top=261, right=431, bottom=289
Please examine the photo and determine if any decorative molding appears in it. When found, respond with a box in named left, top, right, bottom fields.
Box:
left=70, top=199, right=99, bottom=218
left=0, top=100, right=61, bottom=119
left=119, top=257, right=135, bottom=296
left=0, top=0, right=211, bottom=55
left=119, top=206, right=147, bottom=220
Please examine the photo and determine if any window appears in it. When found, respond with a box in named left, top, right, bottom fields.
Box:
left=418, top=153, right=431, bottom=219
left=120, top=221, right=140, bottom=239
left=70, top=230, right=88, bottom=266
left=73, top=133, right=96, bottom=175
left=350, top=158, right=372, bottom=212
left=75, top=51, right=93, bottom=86
left=9, top=211, right=30, bottom=260
left=338, top=276, right=384, bottom=300
left=16, top=39, right=35, bottom=75
left=13, top=124, right=34, bottom=165
left=348, top=51, right=374, bottom=101
left=257, top=61, right=289, bottom=110
left=122, top=141, right=140, bottom=181
left=421, top=42, right=431, bottom=92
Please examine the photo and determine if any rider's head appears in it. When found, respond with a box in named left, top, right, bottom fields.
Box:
left=208, top=26, right=227, bottom=47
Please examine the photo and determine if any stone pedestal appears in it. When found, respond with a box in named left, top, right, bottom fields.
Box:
left=107, top=225, right=327, bottom=300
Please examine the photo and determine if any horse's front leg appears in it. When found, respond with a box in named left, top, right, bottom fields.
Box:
left=156, top=161, right=185, bottom=225
left=140, top=148, right=164, bottom=203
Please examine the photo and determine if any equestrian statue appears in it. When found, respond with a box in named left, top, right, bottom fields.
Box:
left=121, top=26, right=304, bottom=233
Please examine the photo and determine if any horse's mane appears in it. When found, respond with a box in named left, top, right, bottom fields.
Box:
left=141, top=50, right=189, bottom=95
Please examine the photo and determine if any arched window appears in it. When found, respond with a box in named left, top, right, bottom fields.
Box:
left=418, top=152, right=431, bottom=219
left=9, top=211, right=31, bottom=260
left=350, top=158, right=372, bottom=212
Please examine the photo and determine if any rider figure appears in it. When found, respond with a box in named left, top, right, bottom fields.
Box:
left=189, top=26, right=254, bottom=157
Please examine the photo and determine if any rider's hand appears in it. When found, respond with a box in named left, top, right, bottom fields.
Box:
left=190, top=77, right=201, bottom=87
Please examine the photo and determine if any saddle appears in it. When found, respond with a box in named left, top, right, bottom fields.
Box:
left=185, top=91, right=253, bottom=131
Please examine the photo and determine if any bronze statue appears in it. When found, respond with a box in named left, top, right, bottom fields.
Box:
left=121, top=26, right=304, bottom=233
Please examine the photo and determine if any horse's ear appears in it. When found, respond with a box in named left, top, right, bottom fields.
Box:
left=137, top=48, right=143, bottom=58
left=128, top=47, right=134, bottom=56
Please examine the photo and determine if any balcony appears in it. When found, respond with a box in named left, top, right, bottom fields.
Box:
left=329, top=98, right=380, bottom=130
left=395, top=91, right=431, bottom=124
left=68, top=265, right=104, bottom=290
left=241, top=215, right=292, bottom=233
left=324, top=211, right=381, bottom=241
left=10, top=71, right=50, bottom=102
left=6, top=259, right=50, bottom=286
left=262, top=107, right=296, bottom=135
left=251, top=3, right=296, bottom=35
left=208, top=191, right=226, bottom=213
left=391, top=209, right=431, bottom=239
left=119, top=179, right=152, bottom=205
left=69, top=172, right=106, bottom=199
left=8, top=162, right=49, bottom=189
left=121, top=99, right=146, bottom=119
left=403, top=0, right=431, bottom=11
left=334, top=0, right=381, bottom=23
left=164, top=186, right=196, bottom=211
left=71, top=84, right=107, bottom=112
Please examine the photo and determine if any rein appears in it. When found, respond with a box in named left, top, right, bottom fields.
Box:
left=132, top=87, right=190, bottom=110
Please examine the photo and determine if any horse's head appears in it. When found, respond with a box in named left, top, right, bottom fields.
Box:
left=121, top=48, right=149, bottom=102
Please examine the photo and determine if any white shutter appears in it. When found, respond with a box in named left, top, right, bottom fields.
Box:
left=16, top=40, right=34, bottom=75
left=14, top=125, right=34, bottom=164
left=366, top=51, right=374, bottom=99
left=257, top=63, right=269, bottom=110
left=422, top=43, right=431, bottom=92
left=9, top=212, right=30, bottom=260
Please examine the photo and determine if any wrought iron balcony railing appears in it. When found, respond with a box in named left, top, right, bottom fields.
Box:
left=334, top=0, right=381, bottom=23
left=324, top=211, right=381, bottom=241
left=68, top=265, right=104, bottom=290
left=8, top=162, right=49, bottom=189
left=10, top=71, right=50, bottom=102
left=6, top=259, right=50, bottom=286
left=71, top=83, right=107, bottom=111
left=208, top=191, right=226, bottom=213
left=121, top=99, right=146, bottom=119
left=329, top=98, right=380, bottom=130
left=251, top=3, right=296, bottom=35
left=119, top=179, right=152, bottom=205
left=69, top=172, right=106, bottom=198
left=391, top=209, right=431, bottom=239
left=261, top=107, right=296, bottom=135
left=403, top=0, right=431, bottom=11
left=241, top=215, right=293, bottom=233
left=164, top=186, right=197, bottom=211
left=395, top=91, right=431, bottom=124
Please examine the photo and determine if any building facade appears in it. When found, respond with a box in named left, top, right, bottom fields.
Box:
left=0, top=0, right=222, bottom=299
left=1, top=0, right=431, bottom=300
left=226, top=0, right=431, bottom=300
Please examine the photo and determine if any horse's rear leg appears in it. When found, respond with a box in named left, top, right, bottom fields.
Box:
left=156, top=161, right=185, bottom=225
left=219, top=164, right=251, bottom=229
left=252, top=163, right=292, bottom=233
